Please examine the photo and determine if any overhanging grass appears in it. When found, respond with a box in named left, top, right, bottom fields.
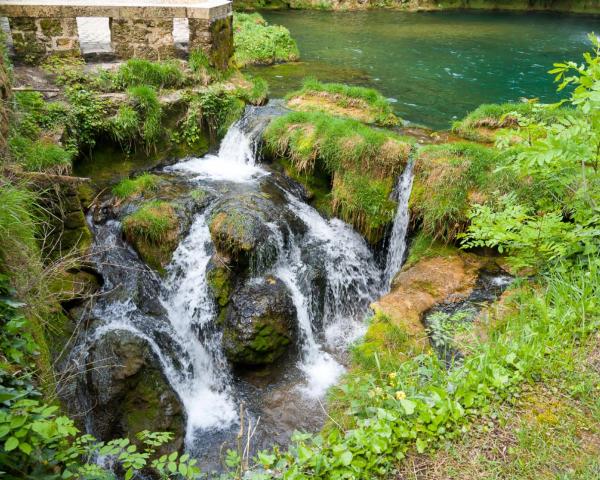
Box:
left=233, top=12, right=300, bottom=67
left=8, top=135, right=72, bottom=174
left=264, top=110, right=412, bottom=242
left=286, top=78, right=400, bottom=126
left=0, top=183, right=38, bottom=270
left=112, top=173, right=160, bottom=200
left=410, top=141, right=514, bottom=242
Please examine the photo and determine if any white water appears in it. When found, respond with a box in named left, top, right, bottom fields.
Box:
left=167, top=122, right=267, bottom=182
left=384, top=160, right=414, bottom=289
left=161, top=214, right=238, bottom=434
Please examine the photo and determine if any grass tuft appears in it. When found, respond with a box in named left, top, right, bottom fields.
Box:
left=113, top=59, right=185, bottom=90
left=122, top=200, right=178, bottom=245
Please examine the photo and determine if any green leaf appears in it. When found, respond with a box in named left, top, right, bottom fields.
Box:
left=18, top=442, right=32, bottom=455
left=400, top=398, right=416, bottom=415
left=339, top=450, right=353, bottom=466
left=4, top=436, right=19, bottom=451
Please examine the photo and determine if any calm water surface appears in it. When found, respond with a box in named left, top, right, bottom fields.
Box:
left=249, top=11, right=599, bottom=129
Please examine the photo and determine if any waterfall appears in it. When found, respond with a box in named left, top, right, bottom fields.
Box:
left=383, top=160, right=414, bottom=289
left=78, top=105, right=414, bottom=460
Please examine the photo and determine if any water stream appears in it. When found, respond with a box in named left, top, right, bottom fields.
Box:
left=73, top=106, right=414, bottom=465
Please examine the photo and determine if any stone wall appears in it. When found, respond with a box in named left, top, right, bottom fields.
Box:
left=111, top=18, right=176, bottom=60
left=9, top=17, right=80, bottom=63
left=189, top=15, right=234, bottom=70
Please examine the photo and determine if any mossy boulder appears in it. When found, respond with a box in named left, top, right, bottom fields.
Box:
left=86, top=330, right=185, bottom=453
left=222, top=276, right=297, bottom=366
left=208, top=193, right=280, bottom=274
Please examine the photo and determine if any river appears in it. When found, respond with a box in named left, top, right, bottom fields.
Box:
left=247, top=10, right=600, bottom=129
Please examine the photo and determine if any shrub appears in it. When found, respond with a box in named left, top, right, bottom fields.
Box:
left=287, top=78, right=399, bottom=126
left=113, top=59, right=185, bottom=90
left=233, top=12, right=300, bottom=67
left=112, top=173, right=160, bottom=200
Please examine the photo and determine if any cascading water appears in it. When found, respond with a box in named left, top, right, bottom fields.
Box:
left=384, top=159, right=415, bottom=289
left=74, top=104, right=416, bottom=464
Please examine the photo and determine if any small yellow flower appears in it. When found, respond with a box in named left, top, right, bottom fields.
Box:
left=395, top=390, right=407, bottom=400
left=388, top=372, right=397, bottom=380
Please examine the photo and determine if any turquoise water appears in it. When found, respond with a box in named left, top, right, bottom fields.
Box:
left=249, top=10, right=599, bottom=129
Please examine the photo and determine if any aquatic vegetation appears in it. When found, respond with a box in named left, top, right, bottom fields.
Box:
left=233, top=12, right=300, bottom=67
left=112, top=172, right=160, bottom=200
left=264, top=110, right=411, bottom=241
left=286, top=78, right=400, bottom=126
left=122, top=200, right=178, bottom=246
left=126, top=85, right=163, bottom=148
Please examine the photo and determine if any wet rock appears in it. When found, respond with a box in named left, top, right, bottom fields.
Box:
left=222, top=276, right=297, bottom=366
left=87, top=330, right=185, bottom=452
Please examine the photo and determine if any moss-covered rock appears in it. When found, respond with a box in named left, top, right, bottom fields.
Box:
left=86, top=330, right=185, bottom=453
left=222, top=276, right=297, bottom=366
left=208, top=193, right=279, bottom=274
left=122, top=200, right=180, bottom=274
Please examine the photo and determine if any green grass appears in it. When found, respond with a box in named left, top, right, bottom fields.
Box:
left=113, top=59, right=185, bottom=90
left=236, top=74, right=269, bottom=105
left=410, top=141, right=515, bottom=242
left=264, top=110, right=412, bottom=242
left=112, top=173, right=160, bottom=200
left=8, top=135, right=72, bottom=174
left=122, top=200, right=178, bottom=245
left=286, top=78, right=400, bottom=126
left=127, top=85, right=163, bottom=146
left=0, top=184, right=38, bottom=269
left=233, top=12, right=300, bottom=67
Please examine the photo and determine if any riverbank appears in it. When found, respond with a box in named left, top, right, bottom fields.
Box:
left=235, top=0, right=600, bottom=14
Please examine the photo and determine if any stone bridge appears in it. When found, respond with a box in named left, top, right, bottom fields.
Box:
left=0, top=0, right=233, bottom=68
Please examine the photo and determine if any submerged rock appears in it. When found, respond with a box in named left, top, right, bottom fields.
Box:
left=86, top=330, right=185, bottom=452
left=222, top=276, right=297, bottom=366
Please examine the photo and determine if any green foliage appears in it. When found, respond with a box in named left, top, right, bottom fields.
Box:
left=113, top=59, right=185, bottom=90
left=63, top=87, right=110, bottom=151
left=461, top=35, right=600, bottom=271
left=112, top=173, right=160, bottom=200
left=288, top=78, right=400, bottom=126
left=233, top=12, right=300, bottom=67
left=110, top=105, right=139, bottom=151
left=182, top=87, right=245, bottom=143
left=236, top=74, right=269, bottom=105
left=122, top=201, right=178, bottom=245
left=8, top=135, right=72, bottom=174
